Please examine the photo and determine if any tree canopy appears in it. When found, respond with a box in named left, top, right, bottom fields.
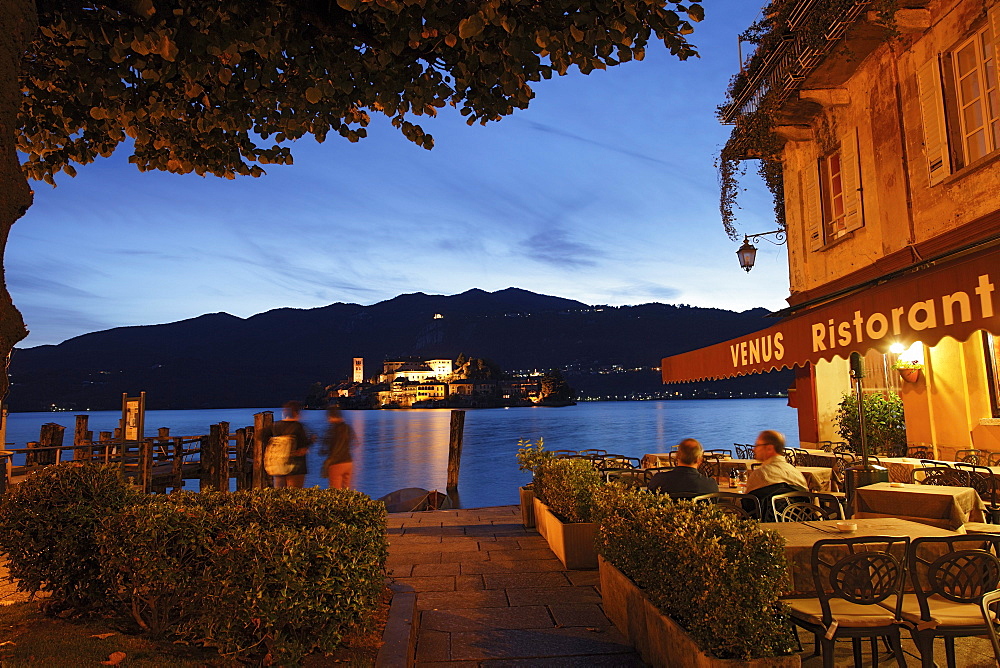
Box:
left=0, top=0, right=704, bottom=401
left=19, top=0, right=702, bottom=183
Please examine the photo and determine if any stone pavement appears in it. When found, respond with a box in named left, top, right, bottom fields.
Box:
left=389, top=505, right=1000, bottom=667
left=387, top=505, right=643, bottom=666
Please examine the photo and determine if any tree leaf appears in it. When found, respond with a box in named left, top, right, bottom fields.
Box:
left=305, top=87, right=322, bottom=104
left=337, top=0, right=360, bottom=9
left=458, top=14, right=485, bottom=39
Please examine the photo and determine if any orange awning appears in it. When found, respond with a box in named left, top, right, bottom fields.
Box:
left=662, top=243, right=1000, bottom=383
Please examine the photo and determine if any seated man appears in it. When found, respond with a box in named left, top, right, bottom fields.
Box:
left=746, top=429, right=809, bottom=520
left=646, top=438, right=719, bottom=496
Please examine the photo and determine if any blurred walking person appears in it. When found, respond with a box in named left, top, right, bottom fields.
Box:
left=261, top=400, right=312, bottom=488
left=322, top=406, right=355, bottom=489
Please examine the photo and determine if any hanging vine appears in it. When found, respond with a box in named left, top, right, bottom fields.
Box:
left=716, top=0, right=899, bottom=240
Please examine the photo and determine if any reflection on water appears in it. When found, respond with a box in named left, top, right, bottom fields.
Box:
left=5, top=399, right=798, bottom=508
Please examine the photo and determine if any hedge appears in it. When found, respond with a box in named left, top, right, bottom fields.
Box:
left=594, top=484, right=796, bottom=661
left=0, top=464, right=387, bottom=665
left=0, top=463, right=147, bottom=613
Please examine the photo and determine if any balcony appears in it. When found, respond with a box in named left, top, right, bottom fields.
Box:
left=720, top=0, right=896, bottom=125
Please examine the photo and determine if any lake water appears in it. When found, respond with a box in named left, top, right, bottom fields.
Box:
left=4, top=399, right=798, bottom=508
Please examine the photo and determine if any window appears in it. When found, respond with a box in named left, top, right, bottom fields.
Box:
left=820, top=151, right=847, bottom=241
left=986, top=332, right=1000, bottom=418
left=917, top=13, right=1000, bottom=184
left=953, top=27, right=1000, bottom=164
left=805, top=129, right=862, bottom=250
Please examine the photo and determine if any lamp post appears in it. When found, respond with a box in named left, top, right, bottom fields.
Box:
left=736, top=229, right=786, bottom=272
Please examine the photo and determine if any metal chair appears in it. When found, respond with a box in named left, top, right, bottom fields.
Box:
left=597, top=455, right=640, bottom=470
left=551, top=449, right=579, bottom=458
left=577, top=448, right=607, bottom=457
left=603, top=468, right=645, bottom=487
left=911, top=465, right=969, bottom=487
left=980, top=588, right=1000, bottom=664
left=691, top=491, right=760, bottom=520
left=954, top=462, right=1000, bottom=522
left=703, top=448, right=733, bottom=459
left=776, top=501, right=834, bottom=523
left=698, top=453, right=723, bottom=480
left=907, top=444, right=933, bottom=459
left=787, top=535, right=910, bottom=668
left=642, top=466, right=674, bottom=488
left=772, top=490, right=846, bottom=521
left=955, top=448, right=990, bottom=466
left=734, top=443, right=754, bottom=459
left=897, top=534, right=1000, bottom=668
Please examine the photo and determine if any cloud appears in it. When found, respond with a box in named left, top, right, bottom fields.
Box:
left=518, top=119, right=678, bottom=168
left=518, top=228, right=604, bottom=268
left=602, top=282, right=683, bottom=302
left=6, top=271, right=103, bottom=300
left=16, top=304, right=115, bottom=347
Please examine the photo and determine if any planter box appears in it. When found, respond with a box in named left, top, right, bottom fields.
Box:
left=519, top=486, right=536, bottom=528
left=599, top=556, right=800, bottom=668
left=532, top=496, right=597, bottom=569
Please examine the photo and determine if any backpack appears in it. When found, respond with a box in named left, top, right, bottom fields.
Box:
left=264, top=434, right=295, bottom=476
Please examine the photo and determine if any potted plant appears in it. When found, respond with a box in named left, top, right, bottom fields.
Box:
left=594, top=485, right=800, bottom=667
left=891, top=359, right=923, bottom=383
left=515, top=438, right=551, bottom=528
left=531, top=456, right=602, bottom=569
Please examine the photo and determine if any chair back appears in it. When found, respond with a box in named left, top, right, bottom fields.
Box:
left=734, top=443, right=754, bottom=459
left=698, top=453, right=723, bottom=479
left=691, top=492, right=760, bottom=520
left=908, top=535, right=1000, bottom=620
left=603, top=468, right=645, bottom=487
left=578, top=448, right=608, bottom=456
left=912, top=465, right=969, bottom=486
left=907, top=444, right=933, bottom=459
left=551, top=450, right=579, bottom=458
left=810, top=536, right=910, bottom=627
left=777, top=502, right=833, bottom=523
left=750, top=482, right=807, bottom=522
left=980, top=589, right=1000, bottom=663
left=954, top=462, right=998, bottom=503
left=704, top=448, right=733, bottom=459
left=956, top=449, right=990, bottom=466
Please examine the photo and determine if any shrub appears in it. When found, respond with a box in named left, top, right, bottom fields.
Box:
left=594, top=484, right=796, bottom=661
left=0, top=463, right=146, bottom=614
left=835, top=391, right=907, bottom=456
left=98, top=487, right=387, bottom=665
left=515, top=437, right=551, bottom=474
left=533, top=457, right=602, bottom=523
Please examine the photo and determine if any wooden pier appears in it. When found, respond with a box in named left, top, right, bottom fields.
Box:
left=0, top=412, right=276, bottom=495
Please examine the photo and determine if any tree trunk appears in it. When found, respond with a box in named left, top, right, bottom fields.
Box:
left=0, top=0, right=36, bottom=402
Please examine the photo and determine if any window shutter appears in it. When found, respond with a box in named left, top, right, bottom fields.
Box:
left=991, top=4, right=1000, bottom=80
left=804, top=157, right=824, bottom=251
left=915, top=56, right=951, bottom=185
left=842, top=127, right=864, bottom=232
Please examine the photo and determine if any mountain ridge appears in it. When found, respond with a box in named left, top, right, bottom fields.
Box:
left=8, top=288, right=790, bottom=411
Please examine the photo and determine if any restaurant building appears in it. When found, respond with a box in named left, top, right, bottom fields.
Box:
left=662, top=0, right=1000, bottom=458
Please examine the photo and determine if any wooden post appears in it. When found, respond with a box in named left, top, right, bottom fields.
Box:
left=25, top=441, right=39, bottom=466
left=138, top=438, right=153, bottom=493
left=446, top=410, right=465, bottom=497
left=0, top=455, right=8, bottom=495
left=40, top=423, right=65, bottom=465
left=99, top=431, right=112, bottom=463
left=199, top=431, right=215, bottom=491
left=253, top=412, right=273, bottom=489
left=157, top=427, right=170, bottom=461
left=74, top=415, right=90, bottom=460
left=234, top=427, right=249, bottom=490
left=172, top=437, right=184, bottom=490
left=216, top=422, right=230, bottom=491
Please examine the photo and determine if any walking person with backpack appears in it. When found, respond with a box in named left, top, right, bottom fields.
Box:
left=261, top=400, right=313, bottom=488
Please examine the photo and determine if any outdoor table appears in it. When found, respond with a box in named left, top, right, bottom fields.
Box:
left=796, top=466, right=834, bottom=493
left=854, top=481, right=987, bottom=530
left=760, top=518, right=958, bottom=596
left=641, top=453, right=673, bottom=468
left=797, top=449, right=838, bottom=468
left=717, top=458, right=756, bottom=479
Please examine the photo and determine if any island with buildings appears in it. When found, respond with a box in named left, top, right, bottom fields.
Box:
left=320, top=355, right=576, bottom=409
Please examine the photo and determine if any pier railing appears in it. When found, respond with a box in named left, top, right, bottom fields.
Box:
left=0, top=412, right=275, bottom=494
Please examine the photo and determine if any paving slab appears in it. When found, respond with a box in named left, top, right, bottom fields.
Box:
left=417, top=590, right=510, bottom=611
left=449, top=626, right=635, bottom=661
left=548, top=603, right=614, bottom=629
left=420, top=606, right=553, bottom=632
left=460, top=559, right=564, bottom=575
left=482, top=572, right=571, bottom=590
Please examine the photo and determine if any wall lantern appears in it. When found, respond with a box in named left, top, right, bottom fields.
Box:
left=736, top=229, right=787, bottom=272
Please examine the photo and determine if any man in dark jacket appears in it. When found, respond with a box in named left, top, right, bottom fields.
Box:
left=646, top=438, right=719, bottom=496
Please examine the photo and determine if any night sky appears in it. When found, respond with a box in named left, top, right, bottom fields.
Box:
left=10, top=0, right=787, bottom=348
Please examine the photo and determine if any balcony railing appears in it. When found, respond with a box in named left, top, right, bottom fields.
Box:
left=719, top=0, right=872, bottom=124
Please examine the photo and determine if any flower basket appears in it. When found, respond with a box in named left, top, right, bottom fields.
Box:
left=898, top=368, right=921, bottom=383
